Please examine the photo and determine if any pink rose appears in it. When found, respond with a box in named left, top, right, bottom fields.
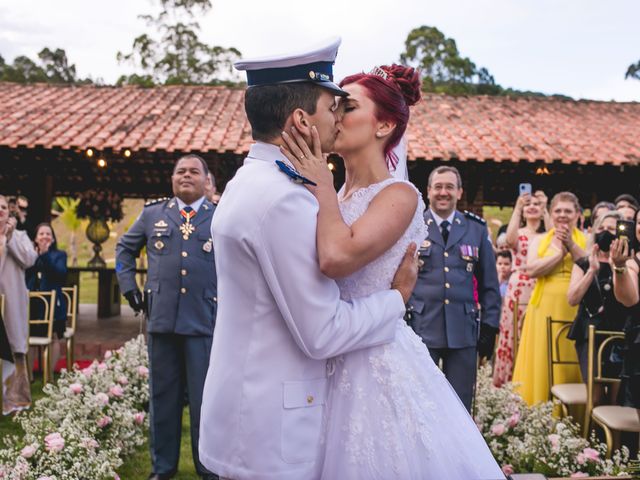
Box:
left=97, top=362, right=108, bottom=372
left=582, top=447, right=599, bottom=461
left=104, top=350, right=112, bottom=359
left=69, top=383, right=83, bottom=394
left=81, top=437, right=99, bottom=449
left=577, top=453, right=585, bottom=464
left=81, top=365, right=94, bottom=378
left=20, top=445, right=36, bottom=458
left=134, top=412, right=146, bottom=425
left=491, top=423, right=506, bottom=436
left=95, top=392, right=109, bottom=405
left=501, top=464, right=514, bottom=475
left=109, top=385, right=124, bottom=398
left=97, top=416, right=112, bottom=428
left=137, top=366, right=149, bottom=377
left=507, top=412, right=520, bottom=428
left=117, top=375, right=129, bottom=386
left=547, top=434, right=560, bottom=448
left=44, top=432, right=65, bottom=453
left=570, top=473, right=589, bottom=478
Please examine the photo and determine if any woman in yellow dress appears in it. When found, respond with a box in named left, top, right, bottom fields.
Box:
left=512, top=192, right=586, bottom=405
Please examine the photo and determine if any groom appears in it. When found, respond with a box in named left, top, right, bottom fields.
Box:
left=198, top=37, right=418, bottom=480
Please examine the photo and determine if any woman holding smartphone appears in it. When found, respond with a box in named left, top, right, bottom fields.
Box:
left=611, top=208, right=640, bottom=415
left=493, top=187, right=547, bottom=387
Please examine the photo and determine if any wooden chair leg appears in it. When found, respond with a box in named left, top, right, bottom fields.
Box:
left=43, top=346, right=50, bottom=385
left=66, top=338, right=72, bottom=371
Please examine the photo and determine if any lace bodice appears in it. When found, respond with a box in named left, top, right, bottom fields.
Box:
left=336, top=178, right=427, bottom=301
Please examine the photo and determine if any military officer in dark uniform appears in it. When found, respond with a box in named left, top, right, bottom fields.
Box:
left=116, top=154, right=218, bottom=480
left=407, top=165, right=500, bottom=412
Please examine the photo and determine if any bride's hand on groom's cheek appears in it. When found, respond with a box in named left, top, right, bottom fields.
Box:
left=281, top=126, right=334, bottom=192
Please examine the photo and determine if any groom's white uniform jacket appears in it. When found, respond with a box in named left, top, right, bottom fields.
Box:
left=199, top=142, right=405, bottom=480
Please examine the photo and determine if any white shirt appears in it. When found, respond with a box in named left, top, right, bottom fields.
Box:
left=176, top=195, right=205, bottom=213
left=429, top=209, right=455, bottom=231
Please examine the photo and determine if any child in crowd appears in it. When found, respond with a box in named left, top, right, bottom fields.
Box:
left=496, top=250, right=513, bottom=299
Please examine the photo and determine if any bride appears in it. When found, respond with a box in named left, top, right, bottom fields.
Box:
left=280, top=64, right=505, bottom=480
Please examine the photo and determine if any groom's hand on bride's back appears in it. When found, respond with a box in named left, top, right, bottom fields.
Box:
left=391, top=242, right=419, bottom=303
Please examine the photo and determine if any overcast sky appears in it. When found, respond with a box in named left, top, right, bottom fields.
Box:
left=0, top=0, right=638, bottom=101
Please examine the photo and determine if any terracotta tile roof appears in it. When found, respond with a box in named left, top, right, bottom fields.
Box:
left=1, top=82, right=639, bottom=166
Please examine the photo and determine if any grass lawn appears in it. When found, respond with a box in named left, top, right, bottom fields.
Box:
left=118, top=408, right=199, bottom=479
left=1, top=374, right=199, bottom=479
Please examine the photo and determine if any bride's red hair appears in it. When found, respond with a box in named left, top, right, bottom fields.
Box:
left=339, top=64, right=421, bottom=169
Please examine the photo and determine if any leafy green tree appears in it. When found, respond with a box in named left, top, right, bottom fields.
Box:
left=54, top=197, right=84, bottom=266
left=626, top=60, right=640, bottom=80
left=0, top=48, right=89, bottom=84
left=117, top=0, right=241, bottom=86
left=400, top=26, right=501, bottom=95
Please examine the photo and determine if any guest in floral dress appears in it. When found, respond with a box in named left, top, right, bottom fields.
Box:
left=493, top=191, right=547, bottom=387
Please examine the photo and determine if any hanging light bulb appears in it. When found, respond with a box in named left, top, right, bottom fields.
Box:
left=97, top=158, right=107, bottom=168
left=123, top=149, right=132, bottom=158
left=86, top=148, right=94, bottom=158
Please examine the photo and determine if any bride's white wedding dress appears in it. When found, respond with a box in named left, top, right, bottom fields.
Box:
left=321, top=178, right=505, bottom=480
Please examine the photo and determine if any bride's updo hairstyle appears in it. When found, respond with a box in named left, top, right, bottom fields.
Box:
left=339, top=64, right=421, bottom=168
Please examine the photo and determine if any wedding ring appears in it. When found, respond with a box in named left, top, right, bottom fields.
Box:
left=299, top=155, right=306, bottom=160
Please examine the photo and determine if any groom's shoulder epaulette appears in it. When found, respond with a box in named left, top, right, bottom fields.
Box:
left=464, top=210, right=486, bottom=225
left=144, top=197, right=170, bottom=208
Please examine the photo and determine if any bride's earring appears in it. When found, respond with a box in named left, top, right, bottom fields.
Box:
left=375, top=132, right=383, bottom=138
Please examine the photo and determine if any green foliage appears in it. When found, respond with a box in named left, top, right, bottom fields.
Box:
left=0, top=48, right=91, bottom=84
left=400, top=26, right=502, bottom=95
left=117, top=0, right=241, bottom=86
left=626, top=59, right=640, bottom=80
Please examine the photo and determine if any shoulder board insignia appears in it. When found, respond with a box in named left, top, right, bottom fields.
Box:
left=463, top=210, right=486, bottom=225
left=144, top=197, right=170, bottom=208
left=275, top=160, right=317, bottom=186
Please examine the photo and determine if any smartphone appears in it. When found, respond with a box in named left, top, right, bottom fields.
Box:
left=616, top=219, right=634, bottom=241
left=518, top=183, right=532, bottom=196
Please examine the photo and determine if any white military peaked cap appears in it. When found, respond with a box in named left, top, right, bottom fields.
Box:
left=234, top=36, right=347, bottom=96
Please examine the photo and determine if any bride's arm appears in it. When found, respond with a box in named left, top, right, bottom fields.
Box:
left=281, top=127, right=418, bottom=279
left=313, top=182, right=418, bottom=278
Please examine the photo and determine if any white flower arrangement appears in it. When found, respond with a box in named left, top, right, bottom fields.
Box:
left=474, top=365, right=635, bottom=478
left=0, top=335, right=149, bottom=480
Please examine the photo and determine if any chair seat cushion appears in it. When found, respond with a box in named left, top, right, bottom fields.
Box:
left=592, top=405, right=640, bottom=432
left=29, top=337, right=52, bottom=346
left=63, top=327, right=75, bottom=339
left=550, top=383, right=587, bottom=404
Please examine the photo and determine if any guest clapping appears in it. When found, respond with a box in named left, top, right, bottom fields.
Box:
left=567, top=212, right=626, bottom=404
left=0, top=194, right=37, bottom=414
left=26, top=223, right=68, bottom=369
left=512, top=192, right=586, bottom=405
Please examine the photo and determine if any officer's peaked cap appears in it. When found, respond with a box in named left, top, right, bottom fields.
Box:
left=234, top=36, right=348, bottom=97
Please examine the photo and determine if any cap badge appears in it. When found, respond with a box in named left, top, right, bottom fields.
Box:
left=309, top=71, right=316, bottom=79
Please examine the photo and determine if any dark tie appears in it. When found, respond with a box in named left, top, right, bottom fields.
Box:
left=441, top=220, right=450, bottom=245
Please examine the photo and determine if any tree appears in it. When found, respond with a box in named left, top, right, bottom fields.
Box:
left=117, top=0, right=241, bottom=86
left=0, top=48, right=89, bottom=84
left=626, top=60, right=640, bottom=80
left=399, top=26, right=502, bottom=95
left=54, top=197, right=84, bottom=266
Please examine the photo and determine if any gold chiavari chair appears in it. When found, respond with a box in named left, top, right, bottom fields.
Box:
left=28, top=290, right=56, bottom=385
left=547, top=317, right=587, bottom=418
left=585, top=325, right=640, bottom=456
left=61, top=286, right=78, bottom=371
left=511, top=295, right=527, bottom=361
